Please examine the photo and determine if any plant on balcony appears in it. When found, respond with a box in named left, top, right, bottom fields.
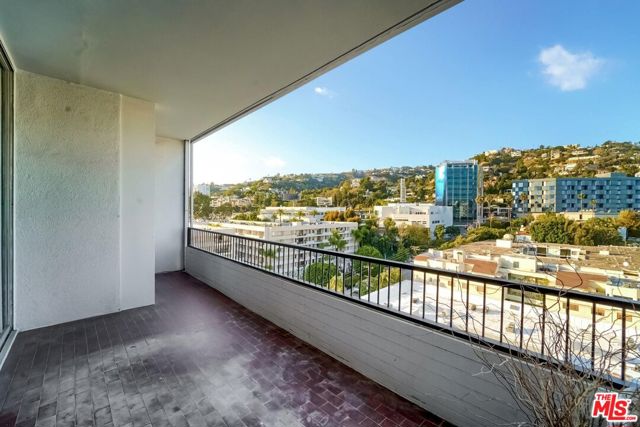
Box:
left=467, top=281, right=640, bottom=427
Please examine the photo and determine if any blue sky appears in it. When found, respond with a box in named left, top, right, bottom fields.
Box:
left=194, top=0, right=640, bottom=185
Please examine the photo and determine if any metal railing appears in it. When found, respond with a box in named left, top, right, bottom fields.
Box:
left=188, top=227, right=640, bottom=386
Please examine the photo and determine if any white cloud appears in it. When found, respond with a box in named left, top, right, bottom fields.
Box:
left=538, top=44, right=604, bottom=91
left=314, top=86, right=335, bottom=98
left=263, top=155, right=286, bottom=169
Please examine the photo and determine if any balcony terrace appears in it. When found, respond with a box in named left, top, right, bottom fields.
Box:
left=0, top=272, right=447, bottom=427
left=0, top=1, right=636, bottom=426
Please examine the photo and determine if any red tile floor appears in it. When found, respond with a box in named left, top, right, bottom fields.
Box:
left=0, top=272, right=452, bottom=427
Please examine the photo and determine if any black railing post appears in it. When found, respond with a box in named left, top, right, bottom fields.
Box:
left=622, top=307, right=627, bottom=381
left=185, top=228, right=638, bottom=388
left=435, top=274, right=440, bottom=323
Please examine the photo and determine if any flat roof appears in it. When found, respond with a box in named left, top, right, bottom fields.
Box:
left=455, top=240, right=640, bottom=271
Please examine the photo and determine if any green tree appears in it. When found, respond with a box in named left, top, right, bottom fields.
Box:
left=398, top=224, right=431, bottom=250
left=193, top=192, right=213, bottom=219
left=352, top=220, right=379, bottom=248
left=259, top=248, right=277, bottom=270
left=391, top=245, right=411, bottom=262
left=378, top=267, right=402, bottom=288
left=358, top=267, right=402, bottom=296
left=303, top=260, right=338, bottom=287
left=529, top=214, right=575, bottom=244
left=434, top=224, right=446, bottom=242
left=617, top=210, right=640, bottom=237
left=353, top=245, right=383, bottom=277
left=577, top=193, right=588, bottom=210
left=328, top=229, right=347, bottom=251
left=379, top=218, right=399, bottom=257
left=444, top=226, right=460, bottom=238
left=518, top=192, right=529, bottom=212
left=328, top=275, right=344, bottom=293
left=574, top=218, right=623, bottom=246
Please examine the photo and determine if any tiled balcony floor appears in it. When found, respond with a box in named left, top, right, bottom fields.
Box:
left=0, top=272, right=450, bottom=427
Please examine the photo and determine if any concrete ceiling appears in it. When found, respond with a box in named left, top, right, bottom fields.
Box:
left=0, top=0, right=459, bottom=140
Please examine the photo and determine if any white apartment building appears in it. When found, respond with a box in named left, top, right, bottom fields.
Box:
left=210, top=220, right=358, bottom=274
left=374, top=203, right=453, bottom=235
left=258, top=206, right=346, bottom=222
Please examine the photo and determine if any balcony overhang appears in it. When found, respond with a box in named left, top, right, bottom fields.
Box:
left=0, top=0, right=459, bottom=140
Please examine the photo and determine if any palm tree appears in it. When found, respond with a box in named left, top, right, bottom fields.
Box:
left=276, top=208, right=285, bottom=223
left=518, top=192, right=529, bottom=213
left=590, top=198, right=597, bottom=211
left=475, top=195, right=485, bottom=225
left=503, top=193, right=514, bottom=229
left=328, top=229, right=347, bottom=252
left=486, top=194, right=496, bottom=227
left=577, top=193, right=587, bottom=211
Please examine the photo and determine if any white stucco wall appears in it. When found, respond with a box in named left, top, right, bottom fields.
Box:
left=154, top=137, right=184, bottom=273
left=120, top=96, right=156, bottom=309
left=14, top=71, right=156, bottom=330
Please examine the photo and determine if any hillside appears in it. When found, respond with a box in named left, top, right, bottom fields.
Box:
left=201, top=140, right=640, bottom=213
left=475, top=141, right=640, bottom=194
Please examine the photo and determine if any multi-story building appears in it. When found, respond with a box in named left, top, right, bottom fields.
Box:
left=258, top=206, right=345, bottom=222
left=373, top=203, right=452, bottom=235
left=211, top=220, right=358, bottom=274
left=217, top=220, right=357, bottom=251
left=512, top=172, right=640, bottom=214
left=435, top=160, right=481, bottom=224
left=195, top=183, right=210, bottom=195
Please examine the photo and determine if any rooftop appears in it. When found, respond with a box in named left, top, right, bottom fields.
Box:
left=464, top=259, right=498, bottom=277
left=454, top=240, right=640, bottom=272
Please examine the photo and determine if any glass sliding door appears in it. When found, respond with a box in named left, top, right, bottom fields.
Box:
left=0, top=41, right=13, bottom=351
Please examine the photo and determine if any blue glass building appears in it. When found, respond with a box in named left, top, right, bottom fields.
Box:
left=512, top=172, right=640, bottom=214
left=435, top=160, right=481, bottom=224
